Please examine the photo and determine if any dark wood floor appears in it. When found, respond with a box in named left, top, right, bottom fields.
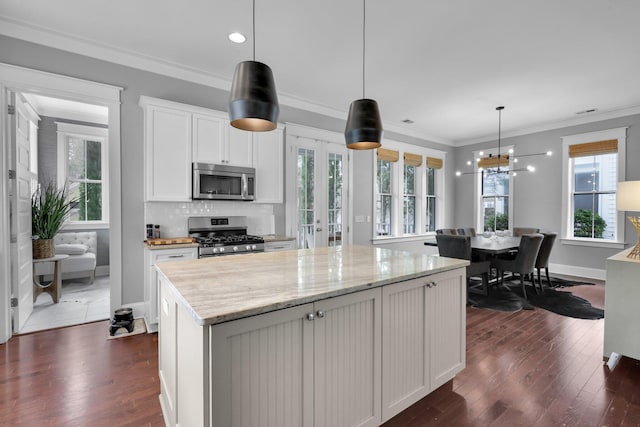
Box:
left=1, top=279, right=639, bottom=426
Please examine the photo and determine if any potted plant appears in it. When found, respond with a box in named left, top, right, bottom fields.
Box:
left=31, top=182, right=75, bottom=259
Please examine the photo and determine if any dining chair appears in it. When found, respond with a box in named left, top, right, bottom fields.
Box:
left=436, top=228, right=458, bottom=235
left=491, top=233, right=544, bottom=299
left=512, top=227, right=540, bottom=236
left=534, top=232, right=558, bottom=289
left=436, top=234, right=491, bottom=295
left=458, top=227, right=476, bottom=237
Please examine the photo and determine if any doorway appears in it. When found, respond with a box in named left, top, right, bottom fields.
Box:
left=285, top=125, right=352, bottom=249
left=0, top=63, right=122, bottom=343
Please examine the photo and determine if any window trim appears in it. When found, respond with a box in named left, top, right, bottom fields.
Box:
left=372, top=139, right=446, bottom=241
left=56, top=122, right=110, bottom=227
left=560, top=127, right=627, bottom=248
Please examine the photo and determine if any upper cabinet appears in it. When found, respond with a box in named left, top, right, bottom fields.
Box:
left=254, top=125, right=284, bottom=204
left=193, top=111, right=253, bottom=168
left=141, top=98, right=192, bottom=202
left=141, top=96, right=283, bottom=203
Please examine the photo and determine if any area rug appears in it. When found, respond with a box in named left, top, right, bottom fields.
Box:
left=467, top=277, right=604, bottom=320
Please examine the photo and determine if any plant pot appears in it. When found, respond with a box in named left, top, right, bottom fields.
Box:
left=33, top=238, right=55, bottom=259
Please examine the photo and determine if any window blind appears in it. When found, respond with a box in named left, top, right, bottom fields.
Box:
left=377, top=148, right=399, bottom=162
left=404, top=152, right=422, bottom=167
left=426, top=157, right=443, bottom=169
left=478, top=154, right=509, bottom=168
left=568, top=139, right=618, bottom=158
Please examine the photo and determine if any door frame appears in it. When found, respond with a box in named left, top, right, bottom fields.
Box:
left=0, top=62, right=122, bottom=342
left=284, top=123, right=353, bottom=248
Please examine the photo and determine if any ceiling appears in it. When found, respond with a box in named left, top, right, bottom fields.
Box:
left=2, top=0, right=640, bottom=146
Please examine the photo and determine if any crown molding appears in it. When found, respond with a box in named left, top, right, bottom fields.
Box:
left=454, top=104, right=640, bottom=147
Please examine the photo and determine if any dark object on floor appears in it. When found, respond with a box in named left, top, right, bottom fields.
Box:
left=467, top=279, right=604, bottom=319
left=109, top=307, right=135, bottom=336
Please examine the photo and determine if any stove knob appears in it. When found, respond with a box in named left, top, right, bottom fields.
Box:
left=219, top=247, right=225, bottom=253
left=245, top=245, right=251, bottom=251
left=251, top=245, right=257, bottom=250
left=212, top=247, right=218, bottom=253
left=233, top=246, right=238, bottom=252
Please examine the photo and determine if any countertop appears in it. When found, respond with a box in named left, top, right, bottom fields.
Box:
left=156, top=245, right=468, bottom=326
left=144, top=242, right=199, bottom=250
left=261, top=235, right=296, bottom=242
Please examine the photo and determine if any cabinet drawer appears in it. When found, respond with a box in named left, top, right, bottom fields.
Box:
left=152, top=248, right=197, bottom=264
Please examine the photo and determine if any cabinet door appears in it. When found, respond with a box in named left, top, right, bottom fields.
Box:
left=264, top=240, right=296, bottom=252
left=146, top=248, right=197, bottom=332
left=193, top=112, right=226, bottom=165
left=158, top=276, right=178, bottom=426
left=227, top=125, right=254, bottom=167
left=253, top=126, right=284, bottom=203
left=428, top=269, right=466, bottom=390
left=314, top=288, right=382, bottom=427
left=381, top=278, right=429, bottom=422
left=144, top=105, right=192, bottom=201
left=210, top=303, right=315, bottom=427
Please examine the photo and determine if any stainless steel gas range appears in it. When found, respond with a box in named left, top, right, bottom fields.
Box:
left=188, top=216, right=264, bottom=258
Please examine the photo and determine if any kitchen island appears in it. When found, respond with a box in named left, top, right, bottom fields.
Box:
left=156, top=245, right=468, bottom=427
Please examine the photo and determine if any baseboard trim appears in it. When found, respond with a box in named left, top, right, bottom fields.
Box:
left=96, top=265, right=109, bottom=277
left=548, top=263, right=606, bottom=281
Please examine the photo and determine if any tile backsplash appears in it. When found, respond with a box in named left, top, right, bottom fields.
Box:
left=145, top=201, right=275, bottom=239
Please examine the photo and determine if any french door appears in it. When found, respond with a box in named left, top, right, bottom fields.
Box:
left=287, top=134, right=350, bottom=249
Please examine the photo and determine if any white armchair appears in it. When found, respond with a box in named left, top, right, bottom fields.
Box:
left=34, top=231, right=98, bottom=283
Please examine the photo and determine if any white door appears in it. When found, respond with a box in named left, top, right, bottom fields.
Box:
left=9, top=92, right=37, bottom=332
left=290, top=136, right=349, bottom=249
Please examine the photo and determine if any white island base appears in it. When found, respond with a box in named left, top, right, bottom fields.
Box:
left=156, top=246, right=467, bottom=427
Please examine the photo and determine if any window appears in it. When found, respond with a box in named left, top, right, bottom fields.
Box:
left=57, top=122, right=109, bottom=226
left=425, top=167, right=436, bottom=232
left=474, top=151, right=512, bottom=232
left=376, top=157, right=393, bottom=236
left=561, top=127, right=626, bottom=247
left=374, top=144, right=445, bottom=240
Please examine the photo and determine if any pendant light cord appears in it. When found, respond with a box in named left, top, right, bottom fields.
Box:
left=252, top=0, right=256, bottom=61
left=362, top=0, right=366, bottom=99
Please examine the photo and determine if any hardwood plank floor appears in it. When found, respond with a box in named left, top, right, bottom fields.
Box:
left=1, top=279, right=638, bottom=426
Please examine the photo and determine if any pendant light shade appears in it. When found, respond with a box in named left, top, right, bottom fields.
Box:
left=229, top=60, right=279, bottom=131
left=345, top=98, right=382, bottom=149
left=228, top=0, right=279, bottom=132
left=344, top=0, right=383, bottom=149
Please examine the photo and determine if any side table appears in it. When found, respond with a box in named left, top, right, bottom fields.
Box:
left=32, top=254, right=69, bottom=304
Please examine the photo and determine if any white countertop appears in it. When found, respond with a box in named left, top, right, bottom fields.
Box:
left=156, top=245, right=468, bottom=326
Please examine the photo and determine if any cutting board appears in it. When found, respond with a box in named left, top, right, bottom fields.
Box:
left=146, top=237, right=195, bottom=246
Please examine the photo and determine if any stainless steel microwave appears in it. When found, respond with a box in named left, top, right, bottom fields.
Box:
left=192, top=163, right=255, bottom=201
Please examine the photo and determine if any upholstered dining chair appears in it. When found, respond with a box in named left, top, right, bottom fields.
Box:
left=512, top=227, right=540, bottom=236
left=534, top=232, right=558, bottom=289
left=457, top=227, right=477, bottom=237
left=436, top=228, right=458, bottom=235
left=491, top=233, right=544, bottom=299
left=436, top=234, right=491, bottom=295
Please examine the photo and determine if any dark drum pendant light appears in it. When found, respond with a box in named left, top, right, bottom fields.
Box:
left=229, top=0, right=279, bottom=132
left=344, top=0, right=382, bottom=149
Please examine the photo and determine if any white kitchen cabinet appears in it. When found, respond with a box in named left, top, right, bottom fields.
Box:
left=264, top=239, right=296, bottom=252
left=253, top=125, right=284, bottom=203
left=141, top=99, right=192, bottom=202
left=193, top=111, right=253, bottom=167
left=144, top=246, right=197, bottom=332
left=381, top=268, right=465, bottom=422
left=158, top=275, right=178, bottom=426
left=192, top=111, right=226, bottom=165
left=209, top=287, right=381, bottom=427
left=604, top=248, right=640, bottom=361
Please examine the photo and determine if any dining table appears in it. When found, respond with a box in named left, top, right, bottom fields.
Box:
left=424, top=235, right=521, bottom=255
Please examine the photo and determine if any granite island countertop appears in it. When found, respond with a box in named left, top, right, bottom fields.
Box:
left=156, top=245, right=468, bottom=326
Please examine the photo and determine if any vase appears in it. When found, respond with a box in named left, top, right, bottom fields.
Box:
left=33, top=238, right=55, bottom=259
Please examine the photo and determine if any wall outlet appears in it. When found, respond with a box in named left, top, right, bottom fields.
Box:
left=355, top=215, right=365, bottom=223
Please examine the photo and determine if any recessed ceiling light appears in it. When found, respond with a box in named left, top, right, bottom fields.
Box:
left=402, top=119, right=414, bottom=124
left=576, top=108, right=597, bottom=115
left=228, top=32, right=246, bottom=43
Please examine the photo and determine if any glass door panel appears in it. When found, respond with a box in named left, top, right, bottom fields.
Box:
left=297, top=147, right=316, bottom=249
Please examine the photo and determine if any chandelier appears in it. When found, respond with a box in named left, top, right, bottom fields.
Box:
left=456, top=106, right=552, bottom=176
